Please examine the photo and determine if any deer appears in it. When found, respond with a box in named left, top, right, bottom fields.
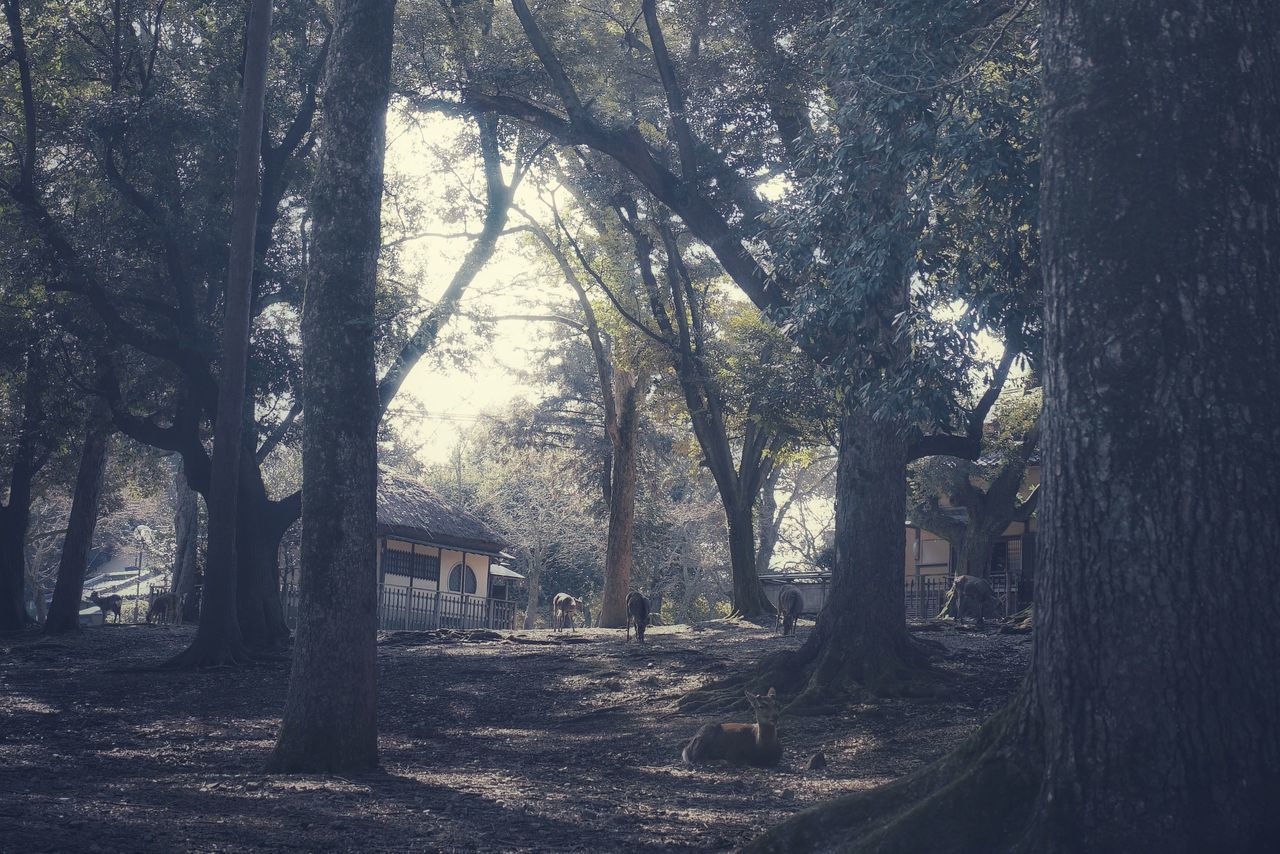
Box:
left=626, top=591, right=649, bottom=643
left=774, top=584, right=803, bottom=636
left=682, top=687, right=782, bottom=767
left=88, top=591, right=122, bottom=623
left=146, top=591, right=181, bottom=625
left=552, top=593, right=584, bottom=631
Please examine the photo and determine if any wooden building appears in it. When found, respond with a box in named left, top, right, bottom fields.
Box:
left=283, top=471, right=523, bottom=631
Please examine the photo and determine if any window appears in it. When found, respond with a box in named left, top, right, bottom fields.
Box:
left=381, top=544, right=439, bottom=583
left=448, top=564, right=478, bottom=595
left=411, top=552, right=440, bottom=582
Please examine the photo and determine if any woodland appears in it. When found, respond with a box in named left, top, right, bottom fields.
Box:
left=1, top=1, right=1277, bottom=852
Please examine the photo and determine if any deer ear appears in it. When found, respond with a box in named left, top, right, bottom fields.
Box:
left=766, top=687, right=776, bottom=698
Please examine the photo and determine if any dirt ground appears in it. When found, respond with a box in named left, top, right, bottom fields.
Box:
left=0, top=619, right=1029, bottom=852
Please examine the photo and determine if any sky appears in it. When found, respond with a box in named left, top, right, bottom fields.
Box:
left=383, top=110, right=567, bottom=465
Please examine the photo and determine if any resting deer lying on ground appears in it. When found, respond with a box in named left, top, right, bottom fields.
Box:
left=146, top=591, right=180, bottom=625
left=626, top=591, right=649, bottom=643
left=682, top=687, right=782, bottom=767
left=89, top=591, right=122, bottom=623
left=552, top=593, right=583, bottom=631
left=774, top=585, right=802, bottom=636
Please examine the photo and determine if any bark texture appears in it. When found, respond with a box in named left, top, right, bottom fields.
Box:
left=170, top=0, right=273, bottom=666
left=267, top=0, right=395, bottom=774
left=748, top=2, right=1280, bottom=850
left=0, top=357, right=45, bottom=631
left=170, top=459, right=199, bottom=612
left=44, top=422, right=111, bottom=634
left=797, top=401, right=920, bottom=696
left=598, top=370, right=638, bottom=628
left=1026, top=1, right=1280, bottom=845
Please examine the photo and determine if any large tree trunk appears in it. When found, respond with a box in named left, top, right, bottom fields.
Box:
left=44, top=421, right=111, bottom=634
left=0, top=488, right=32, bottom=631
left=235, top=462, right=290, bottom=649
left=597, top=371, right=638, bottom=627
left=953, top=528, right=997, bottom=580
left=747, top=2, right=1280, bottom=850
left=0, top=352, right=44, bottom=631
left=796, top=402, right=920, bottom=698
left=267, top=0, right=395, bottom=775
left=171, top=458, right=199, bottom=614
left=169, top=0, right=273, bottom=667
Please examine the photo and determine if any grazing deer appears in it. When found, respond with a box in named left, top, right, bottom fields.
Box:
left=947, top=575, right=1002, bottom=626
left=682, top=687, right=782, bottom=767
left=552, top=593, right=584, bottom=631
left=626, top=591, right=649, bottom=643
left=146, top=591, right=180, bottom=625
left=89, top=591, right=122, bottom=623
left=774, top=585, right=803, bottom=636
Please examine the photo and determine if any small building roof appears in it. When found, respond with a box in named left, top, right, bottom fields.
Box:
left=378, top=469, right=510, bottom=557
left=489, top=563, right=526, bottom=580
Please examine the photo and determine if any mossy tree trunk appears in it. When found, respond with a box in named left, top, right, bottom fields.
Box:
left=267, top=0, right=395, bottom=775
left=44, top=419, right=111, bottom=634
left=748, top=1, right=1280, bottom=849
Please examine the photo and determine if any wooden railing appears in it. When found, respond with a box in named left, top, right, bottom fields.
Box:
left=283, top=583, right=518, bottom=632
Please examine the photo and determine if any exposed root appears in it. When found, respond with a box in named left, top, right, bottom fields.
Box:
left=743, top=697, right=1042, bottom=853
left=160, top=638, right=253, bottom=670
left=677, top=643, right=816, bottom=714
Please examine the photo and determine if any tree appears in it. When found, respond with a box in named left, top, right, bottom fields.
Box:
left=43, top=407, right=111, bottom=634
left=0, top=0, right=327, bottom=649
left=166, top=0, right=274, bottom=667
left=0, top=350, right=54, bottom=630
left=747, top=1, right=1280, bottom=849
left=405, top=0, right=1040, bottom=697
left=909, top=387, right=1041, bottom=588
left=169, top=456, right=200, bottom=617
left=267, top=0, right=396, bottom=774
left=513, top=211, right=654, bottom=627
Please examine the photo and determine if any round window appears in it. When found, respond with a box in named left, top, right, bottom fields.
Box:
left=448, top=564, right=478, bottom=595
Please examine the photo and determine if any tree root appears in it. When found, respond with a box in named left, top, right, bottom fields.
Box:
left=677, top=630, right=954, bottom=716
left=160, top=637, right=253, bottom=670
left=742, top=698, right=1042, bottom=853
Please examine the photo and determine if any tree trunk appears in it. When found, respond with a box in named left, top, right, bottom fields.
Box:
left=235, top=463, right=290, bottom=649
left=267, top=0, right=395, bottom=775
left=954, top=528, right=996, bottom=580
left=796, top=401, right=920, bottom=699
left=726, top=496, right=773, bottom=619
left=0, top=352, right=44, bottom=631
left=169, top=0, right=273, bottom=667
left=755, top=468, right=781, bottom=577
left=747, top=2, right=1280, bottom=849
left=171, top=458, right=199, bottom=611
left=598, top=371, right=638, bottom=627
left=523, top=562, right=541, bottom=629
left=0, top=496, right=32, bottom=631
left=44, top=421, right=111, bottom=634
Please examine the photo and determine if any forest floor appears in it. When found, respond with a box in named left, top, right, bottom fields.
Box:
left=0, top=619, right=1029, bottom=852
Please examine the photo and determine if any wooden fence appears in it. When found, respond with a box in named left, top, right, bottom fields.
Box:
left=282, top=583, right=518, bottom=632
left=905, top=574, right=1022, bottom=621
